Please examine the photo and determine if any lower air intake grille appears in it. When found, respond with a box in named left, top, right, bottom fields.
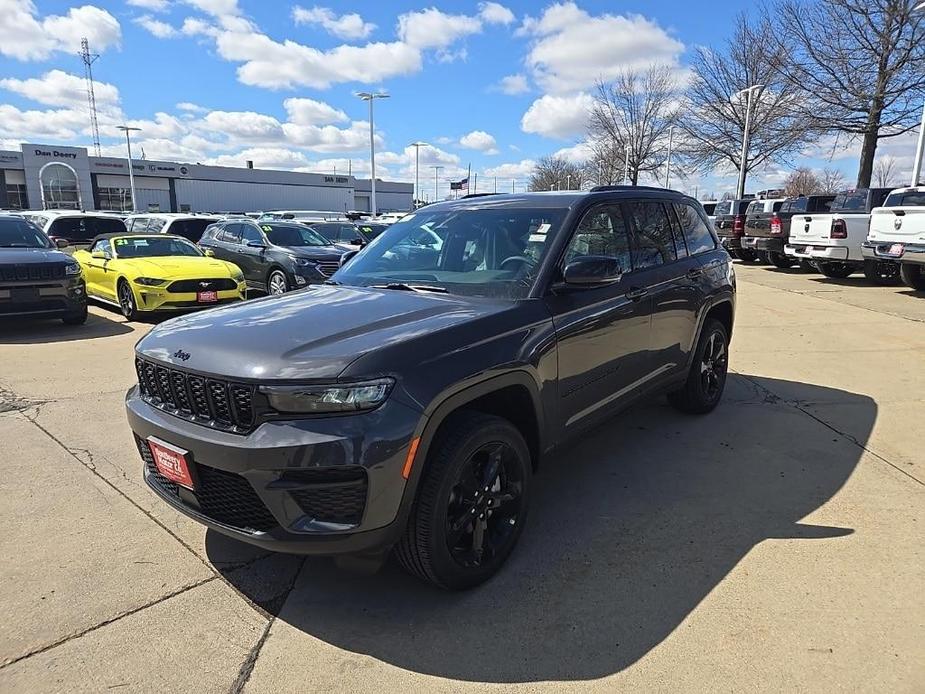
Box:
left=286, top=467, right=368, bottom=526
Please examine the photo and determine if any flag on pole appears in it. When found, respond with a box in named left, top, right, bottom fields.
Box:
left=450, top=177, right=469, bottom=191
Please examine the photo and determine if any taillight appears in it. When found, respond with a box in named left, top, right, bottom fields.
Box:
left=770, top=216, right=782, bottom=235
left=830, top=219, right=847, bottom=239
left=733, top=214, right=745, bottom=236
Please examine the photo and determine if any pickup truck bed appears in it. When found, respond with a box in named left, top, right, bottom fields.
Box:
left=743, top=195, right=834, bottom=268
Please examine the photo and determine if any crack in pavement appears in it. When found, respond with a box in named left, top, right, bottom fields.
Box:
left=0, top=576, right=217, bottom=669
left=733, top=371, right=925, bottom=488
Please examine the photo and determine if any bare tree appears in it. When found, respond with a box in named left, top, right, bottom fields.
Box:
left=529, top=155, right=585, bottom=192
left=587, top=66, right=680, bottom=186
left=874, top=156, right=899, bottom=187
left=784, top=167, right=823, bottom=196
left=820, top=168, right=848, bottom=194
left=679, top=14, right=815, bottom=195
left=772, top=0, right=925, bottom=188
left=581, top=138, right=626, bottom=187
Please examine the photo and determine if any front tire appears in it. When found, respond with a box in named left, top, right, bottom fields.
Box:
left=267, top=269, right=289, bottom=295
left=818, top=262, right=854, bottom=279
left=118, top=279, right=139, bottom=321
left=863, top=259, right=900, bottom=286
left=396, top=412, right=531, bottom=590
left=62, top=302, right=88, bottom=325
left=668, top=318, right=729, bottom=415
left=900, top=263, right=925, bottom=290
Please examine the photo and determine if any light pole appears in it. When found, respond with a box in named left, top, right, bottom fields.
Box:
left=356, top=92, right=389, bottom=216
left=431, top=165, right=443, bottom=201
left=912, top=4, right=925, bottom=184
left=734, top=84, right=763, bottom=200
left=623, top=144, right=630, bottom=185
left=409, top=141, right=428, bottom=209
left=665, top=125, right=674, bottom=189
left=116, top=125, right=141, bottom=212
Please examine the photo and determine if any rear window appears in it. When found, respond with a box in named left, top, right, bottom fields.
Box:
left=883, top=191, right=925, bottom=207
left=48, top=216, right=126, bottom=241
left=735, top=200, right=752, bottom=214
left=746, top=201, right=764, bottom=215
left=701, top=203, right=717, bottom=216
left=783, top=198, right=808, bottom=213
left=830, top=191, right=869, bottom=213
left=169, top=218, right=218, bottom=242
left=713, top=201, right=732, bottom=216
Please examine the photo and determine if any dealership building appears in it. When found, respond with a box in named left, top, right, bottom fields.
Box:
left=0, top=142, right=413, bottom=215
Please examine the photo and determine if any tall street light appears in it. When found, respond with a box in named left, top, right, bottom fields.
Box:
left=409, top=141, right=428, bottom=209
left=911, top=3, right=925, bottom=185
left=116, top=125, right=141, bottom=212
left=734, top=84, right=763, bottom=200
left=431, top=165, right=443, bottom=201
left=356, top=92, right=389, bottom=216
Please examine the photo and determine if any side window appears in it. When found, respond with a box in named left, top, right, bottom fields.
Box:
left=219, top=224, right=242, bottom=244
left=667, top=206, right=690, bottom=259
left=91, top=239, right=112, bottom=257
left=240, top=225, right=264, bottom=245
left=629, top=202, right=677, bottom=269
left=675, top=203, right=716, bottom=256
left=563, top=204, right=632, bottom=273
left=341, top=225, right=357, bottom=241
left=129, top=217, right=149, bottom=232
left=147, top=218, right=166, bottom=233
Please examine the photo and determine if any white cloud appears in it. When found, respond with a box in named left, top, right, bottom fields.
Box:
left=459, top=130, right=499, bottom=154
left=128, top=0, right=169, bottom=10
left=282, top=120, right=380, bottom=153
left=397, top=8, right=482, bottom=50
left=176, top=102, right=207, bottom=113
left=554, top=141, right=593, bottom=163
left=0, top=1, right=121, bottom=60
left=497, top=73, right=529, bottom=95
left=184, top=0, right=240, bottom=17
left=134, top=14, right=179, bottom=38
left=0, top=70, right=120, bottom=111
left=478, top=2, right=515, bottom=25
left=521, top=92, right=593, bottom=138
left=519, top=3, right=684, bottom=94
left=0, top=104, right=89, bottom=140
left=202, top=110, right=284, bottom=141
left=208, top=147, right=309, bottom=169
left=283, top=97, right=348, bottom=125
left=121, top=112, right=187, bottom=139
left=483, top=159, right=536, bottom=178
left=292, top=6, right=376, bottom=40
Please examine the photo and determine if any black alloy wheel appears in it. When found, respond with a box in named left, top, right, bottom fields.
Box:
left=863, top=259, right=900, bottom=286
left=699, top=329, right=728, bottom=402
left=818, top=262, right=854, bottom=279
left=118, top=280, right=139, bottom=320
left=668, top=318, right=729, bottom=414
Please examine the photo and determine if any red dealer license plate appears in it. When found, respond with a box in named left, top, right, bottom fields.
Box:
left=148, top=437, right=194, bottom=489
left=197, top=290, right=218, bottom=303
left=889, top=244, right=904, bottom=257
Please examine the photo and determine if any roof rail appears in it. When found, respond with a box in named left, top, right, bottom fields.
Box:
left=589, top=185, right=675, bottom=194
left=460, top=192, right=501, bottom=199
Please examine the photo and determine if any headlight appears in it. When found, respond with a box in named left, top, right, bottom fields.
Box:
left=260, top=378, right=394, bottom=414
left=289, top=256, right=317, bottom=267
left=232, top=269, right=245, bottom=281
left=134, top=277, right=167, bottom=286
left=64, top=263, right=81, bottom=276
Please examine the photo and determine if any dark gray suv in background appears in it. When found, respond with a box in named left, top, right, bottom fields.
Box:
left=127, top=187, right=735, bottom=589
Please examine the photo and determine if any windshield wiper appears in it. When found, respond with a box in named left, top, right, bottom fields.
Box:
left=371, top=282, right=448, bottom=294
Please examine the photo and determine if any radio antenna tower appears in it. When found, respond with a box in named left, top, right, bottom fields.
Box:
left=79, top=38, right=102, bottom=157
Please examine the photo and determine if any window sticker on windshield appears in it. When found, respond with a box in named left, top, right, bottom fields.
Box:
left=261, top=225, right=273, bottom=232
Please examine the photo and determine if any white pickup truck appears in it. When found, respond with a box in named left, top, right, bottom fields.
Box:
left=863, top=186, right=925, bottom=290
left=785, top=187, right=894, bottom=282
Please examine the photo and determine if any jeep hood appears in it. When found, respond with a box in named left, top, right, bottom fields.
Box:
left=0, top=248, right=71, bottom=264
left=135, top=285, right=511, bottom=380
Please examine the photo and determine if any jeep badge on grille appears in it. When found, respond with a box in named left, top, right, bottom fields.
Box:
left=173, top=349, right=191, bottom=362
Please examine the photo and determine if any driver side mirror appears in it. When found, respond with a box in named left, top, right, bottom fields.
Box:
left=246, top=240, right=267, bottom=250
left=351, top=238, right=366, bottom=247
left=53, top=238, right=69, bottom=249
left=562, top=256, right=623, bottom=287
left=91, top=250, right=109, bottom=260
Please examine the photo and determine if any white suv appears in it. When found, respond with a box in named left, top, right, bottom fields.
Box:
left=124, top=213, right=222, bottom=243
left=864, top=186, right=925, bottom=290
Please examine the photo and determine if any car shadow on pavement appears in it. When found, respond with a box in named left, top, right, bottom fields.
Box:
left=0, top=311, right=134, bottom=344
left=207, top=374, right=874, bottom=683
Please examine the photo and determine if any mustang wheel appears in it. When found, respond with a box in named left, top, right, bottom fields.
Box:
left=668, top=318, right=729, bottom=414
left=118, top=280, right=139, bottom=321
left=396, top=412, right=531, bottom=590
left=267, top=270, right=289, bottom=295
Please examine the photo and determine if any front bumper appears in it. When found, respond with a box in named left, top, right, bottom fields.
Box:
left=742, top=236, right=784, bottom=253
left=0, top=277, right=85, bottom=318
left=126, top=386, right=424, bottom=555
left=785, top=244, right=850, bottom=261
left=862, top=241, right=925, bottom=265
left=135, top=284, right=246, bottom=312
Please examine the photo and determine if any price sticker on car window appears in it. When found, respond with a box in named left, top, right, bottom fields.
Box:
left=262, top=225, right=273, bottom=232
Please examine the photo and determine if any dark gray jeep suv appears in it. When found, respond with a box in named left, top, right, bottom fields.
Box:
left=127, top=188, right=736, bottom=589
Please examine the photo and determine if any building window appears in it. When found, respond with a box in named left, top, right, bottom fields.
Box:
left=40, top=162, right=81, bottom=209
left=97, top=186, right=134, bottom=212
left=5, top=184, right=28, bottom=209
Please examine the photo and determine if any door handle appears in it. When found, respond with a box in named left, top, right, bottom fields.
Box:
left=625, top=287, right=649, bottom=301
left=686, top=267, right=703, bottom=279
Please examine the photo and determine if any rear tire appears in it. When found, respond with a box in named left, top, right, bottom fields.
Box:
left=395, top=412, right=531, bottom=590
left=756, top=250, right=771, bottom=264
left=769, top=252, right=795, bottom=269
left=736, top=248, right=758, bottom=262
left=668, top=318, right=729, bottom=415
left=863, top=259, right=901, bottom=286
left=900, top=263, right=925, bottom=290
left=799, top=259, right=816, bottom=273
left=818, top=262, right=854, bottom=279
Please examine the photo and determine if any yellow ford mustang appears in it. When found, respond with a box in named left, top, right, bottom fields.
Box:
left=73, top=233, right=246, bottom=320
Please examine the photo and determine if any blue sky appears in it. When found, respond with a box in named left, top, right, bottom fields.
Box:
left=0, top=0, right=915, bottom=199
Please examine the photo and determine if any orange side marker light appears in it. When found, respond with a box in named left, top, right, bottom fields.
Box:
left=402, top=437, right=421, bottom=479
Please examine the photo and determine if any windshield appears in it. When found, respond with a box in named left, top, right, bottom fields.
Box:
left=0, top=218, right=51, bottom=248
left=262, top=223, right=330, bottom=247
left=831, top=191, right=869, bottom=213
left=332, top=206, right=567, bottom=299
left=113, top=236, right=203, bottom=258
left=884, top=191, right=925, bottom=207
left=358, top=223, right=390, bottom=239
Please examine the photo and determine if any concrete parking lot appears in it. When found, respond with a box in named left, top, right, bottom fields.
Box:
left=0, top=263, right=922, bottom=693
